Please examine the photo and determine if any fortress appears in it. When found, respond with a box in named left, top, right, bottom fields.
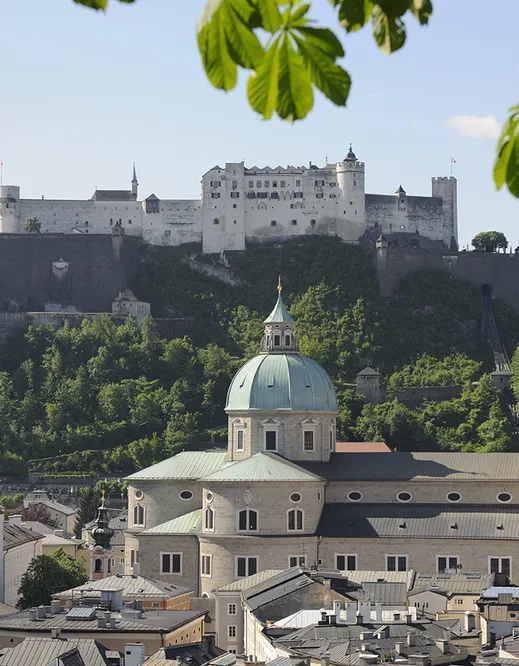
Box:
left=0, top=148, right=458, bottom=253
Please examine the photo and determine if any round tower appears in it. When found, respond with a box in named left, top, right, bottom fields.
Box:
left=0, top=186, right=21, bottom=233
left=336, top=145, right=366, bottom=237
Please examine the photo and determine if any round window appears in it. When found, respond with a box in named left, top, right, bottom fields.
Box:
left=446, top=492, right=461, bottom=503
left=206, top=491, right=214, bottom=504
left=179, top=490, right=193, bottom=501
left=497, top=492, right=512, bottom=503
left=347, top=491, right=362, bottom=502
left=290, top=492, right=301, bottom=503
left=134, top=489, right=144, bottom=501
left=397, top=491, right=412, bottom=503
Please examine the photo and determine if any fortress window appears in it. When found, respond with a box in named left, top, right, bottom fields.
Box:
left=257, top=192, right=267, bottom=199
left=290, top=204, right=295, bottom=209
left=303, top=430, right=314, bottom=451
left=201, top=554, right=212, bottom=577
left=264, top=180, right=269, bottom=187
left=296, top=179, right=301, bottom=187
left=247, top=192, right=256, bottom=199
left=232, top=180, right=238, bottom=188
left=265, top=429, right=277, bottom=451
left=128, top=219, right=132, bottom=224
left=211, top=193, right=220, bottom=199
left=386, top=555, right=408, bottom=572
left=165, top=230, right=171, bottom=235
left=248, top=180, right=254, bottom=188
left=285, top=334, right=291, bottom=346
left=437, top=556, right=458, bottom=573
left=330, top=194, right=336, bottom=198
left=110, top=218, right=113, bottom=225
left=256, top=180, right=261, bottom=187
left=236, top=556, right=258, bottom=578
left=213, top=218, right=219, bottom=225
left=274, top=334, right=281, bottom=346
left=287, top=508, right=304, bottom=531
left=294, top=192, right=303, bottom=198
left=272, top=181, right=278, bottom=187
left=353, top=181, right=357, bottom=186
left=85, top=221, right=89, bottom=227
left=490, top=557, right=511, bottom=576
left=204, top=507, right=214, bottom=531
left=310, top=219, right=316, bottom=226
left=290, top=492, right=302, bottom=503
left=336, top=554, right=357, bottom=571
left=230, top=192, right=240, bottom=198
left=289, top=555, right=306, bottom=567
left=271, top=220, right=277, bottom=227
left=315, top=180, right=325, bottom=186
left=270, top=192, right=279, bottom=199
left=280, top=180, right=286, bottom=187
left=238, top=508, right=258, bottom=531
left=316, top=193, right=323, bottom=199
left=133, top=505, right=145, bottom=527
left=179, top=490, right=193, bottom=501
left=233, top=204, right=237, bottom=209
left=291, top=219, right=297, bottom=225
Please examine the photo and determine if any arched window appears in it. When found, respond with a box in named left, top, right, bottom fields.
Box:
left=133, top=505, right=145, bottom=527
left=95, top=558, right=103, bottom=573
left=287, top=508, right=304, bottom=531
left=205, top=507, right=214, bottom=531
left=238, top=508, right=258, bottom=532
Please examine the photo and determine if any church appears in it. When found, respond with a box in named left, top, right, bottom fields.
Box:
left=124, top=286, right=519, bottom=595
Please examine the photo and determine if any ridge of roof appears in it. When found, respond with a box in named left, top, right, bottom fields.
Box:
left=199, top=452, right=324, bottom=483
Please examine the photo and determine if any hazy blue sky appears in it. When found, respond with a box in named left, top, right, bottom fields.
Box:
left=1, top=0, right=518, bottom=249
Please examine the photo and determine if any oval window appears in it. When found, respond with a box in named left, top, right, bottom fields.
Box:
left=134, top=489, right=144, bottom=501
left=347, top=491, right=362, bottom=502
left=179, top=490, right=193, bottom=501
left=446, top=492, right=461, bottom=503
left=290, top=492, right=301, bottom=503
left=206, top=491, right=214, bottom=504
left=397, top=491, right=412, bottom=503
left=497, top=492, right=512, bottom=503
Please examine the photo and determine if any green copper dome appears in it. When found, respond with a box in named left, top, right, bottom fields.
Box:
left=225, top=353, right=338, bottom=412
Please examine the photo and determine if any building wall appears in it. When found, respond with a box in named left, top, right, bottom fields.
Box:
left=409, top=590, right=448, bottom=616
left=446, top=594, right=482, bottom=612
left=213, top=591, right=244, bottom=654
left=4, top=539, right=42, bottom=607
left=136, top=534, right=200, bottom=595
left=127, top=480, right=201, bottom=532
left=243, top=604, right=278, bottom=663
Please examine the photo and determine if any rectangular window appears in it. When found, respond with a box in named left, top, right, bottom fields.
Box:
left=386, top=555, right=408, bottom=572
left=272, top=180, right=277, bottom=187
left=130, top=549, right=137, bottom=567
left=265, top=429, right=277, bottom=451
left=316, top=193, right=324, bottom=198
left=293, top=192, right=303, bottom=198
left=230, top=191, right=240, bottom=198
left=248, top=180, right=254, bottom=188
left=329, top=429, right=334, bottom=450
left=490, top=557, right=511, bottom=576
left=236, top=556, right=258, bottom=578
left=228, top=625, right=237, bottom=638
left=437, top=556, right=459, bottom=573
left=256, top=180, right=261, bottom=188
left=201, top=554, right=212, bottom=577
left=296, top=179, right=301, bottom=187
left=303, top=430, right=314, bottom=451
left=161, top=552, right=182, bottom=574
left=280, top=180, right=286, bottom=187
left=232, top=180, right=238, bottom=188
left=236, top=429, right=244, bottom=451
left=264, top=180, right=269, bottom=187
left=257, top=192, right=268, bottom=199
left=315, top=180, right=325, bottom=186
left=335, top=554, right=357, bottom=571
left=211, top=193, right=220, bottom=199
left=228, top=603, right=237, bottom=615
left=289, top=555, right=306, bottom=567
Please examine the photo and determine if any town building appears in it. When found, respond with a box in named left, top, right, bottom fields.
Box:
left=0, top=636, right=120, bottom=666
left=0, top=151, right=457, bottom=253
left=3, top=515, right=43, bottom=607
left=22, top=493, right=77, bottom=534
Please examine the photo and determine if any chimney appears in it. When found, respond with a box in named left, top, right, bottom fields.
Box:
left=435, top=639, right=448, bottom=654
left=37, top=606, right=47, bottom=618
left=50, top=628, right=62, bottom=639
left=321, top=653, right=330, bottom=666
left=374, top=603, right=382, bottom=623
left=395, top=642, right=404, bottom=654
left=333, top=601, right=341, bottom=623
left=330, top=614, right=337, bottom=625
left=356, top=612, right=363, bottom=625
left=9, top=515, right=22, bottom=527
left=464, top=611, right=475, bottom=632
left=125, top=644, right=146, bottom=666
left=407, top=632, right=415, bottom=646
left=361, top=643, right=369, bottom=652
left=405, top=613, right=413, bottom=625
left=28, top=609, right=38, bottom=622
left=345, top=602, right=356, bottom=624
left=110, top=616, right=117, bottom=629
left=51, top=600, right=61, bottom=615
left=360, top=632, right=373, bottom=641
left=132, top=562, right=140, bottom=576
left=98, top=617, right=106, bottom=629
left=53, top=529, right=64, bottom=538
left=320, top=609, right=328, bottom=625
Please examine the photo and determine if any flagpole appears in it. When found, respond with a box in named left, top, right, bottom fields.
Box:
left=450, top=158, right=452, bottom=177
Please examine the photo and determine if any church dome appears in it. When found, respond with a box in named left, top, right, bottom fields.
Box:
left=226, top=352, right=338, bottom=412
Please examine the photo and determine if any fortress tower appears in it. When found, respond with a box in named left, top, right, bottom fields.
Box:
left=432, top=176, right=458, bottom=246
left=335, top=145, right=366, bottom=239
left=0, top=186, right=21, bottom=233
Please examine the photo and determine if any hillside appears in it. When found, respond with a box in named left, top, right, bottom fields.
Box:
left=1, top=237, right=519, bottom=477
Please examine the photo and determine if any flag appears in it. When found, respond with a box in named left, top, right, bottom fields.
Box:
left=451, top=157, right=456, bottom=163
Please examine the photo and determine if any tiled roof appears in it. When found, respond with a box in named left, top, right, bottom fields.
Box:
left=141, top=509, right=201, bottom=535
left=21, top=521, right=55, bottom=535
left=411, top=572, right=494, bottom=594
left=3, top=524, right=43, bottom=550
left=0, top=637, right=110, bottom=666
left=55, top=573, right=192, bottom=600
left=317, top=503, right=519, bottom=539
left=126, top=451, right=230, bottom=481
left=200, top=452, right=324, bottom=483
left=35, top=499, right=77, bottom=516
left=299, top=452, right=519, bottom=481
left=216, top=570, right=282, bottom=592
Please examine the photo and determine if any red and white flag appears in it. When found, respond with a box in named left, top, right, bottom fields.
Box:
left=451, top=157, right=456, bottom=163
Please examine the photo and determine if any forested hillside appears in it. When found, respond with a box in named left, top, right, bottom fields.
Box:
left=2, top=237, right=519, bottom=477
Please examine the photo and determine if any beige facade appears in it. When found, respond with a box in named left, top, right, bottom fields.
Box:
left=137, top=534, right=201, bottom=595
left=128, top=480, right=201, bottom=532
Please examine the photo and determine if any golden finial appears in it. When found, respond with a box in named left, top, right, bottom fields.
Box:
left=277, top=276, right=282, bottom=294
left=101, top=489, right=105, bottom=508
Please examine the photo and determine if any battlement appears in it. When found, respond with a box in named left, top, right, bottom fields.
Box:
left=432, top=176, right=457, bottom=182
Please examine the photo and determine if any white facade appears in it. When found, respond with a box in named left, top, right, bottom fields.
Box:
left=0, top=153, right=457, bottom=253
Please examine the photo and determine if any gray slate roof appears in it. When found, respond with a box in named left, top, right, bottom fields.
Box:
left=4, top=523, right=44, bottom=550
left=20, top=521, right=55, bottom=536
left=0, top=637, right=110, bottom=666
left=346, top=582, right=407, bottom=606
left=142, top=509, right=201, bottom=535
left=216, top=570, right=282, bottom=592
left=126, top=451, right=230, bottom=481
left=244, top=568, right=315, bottom=611
left=411, top=572, right=494, bottom=594
left=317, top=503, right=519, bottom=540
left=90, top=190, right=134, bottom=201
left=55, top=573, right=192, bottom=600
left=35, top=499, right=77, bottom=516
left=299, top=452, right=519, bottom=481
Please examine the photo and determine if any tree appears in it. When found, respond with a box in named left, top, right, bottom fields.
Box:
left=20, top=503, right=59, bottom=528
left=17, top=548, right=88, bottom=609
left=472, top=231, right=508, bottom=253
left=23, top=217, right=41, bottom=234
left=73, top=487, right=100, bottom=538
left=71, top=0, right=519, bottom=199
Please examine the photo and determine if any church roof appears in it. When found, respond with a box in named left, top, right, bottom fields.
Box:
left=141, top=509, right=202, bottom=535
left=90, top=190, right=134, bottom=201
left=125, top=451, right=230, bottom=481
left=199, top=452, right=324, bottom=483
left=226, top=353, right=338, bottom=411
left=263, top=292, right=294, bottom=323
left=357, top=367, right=380, bottom=376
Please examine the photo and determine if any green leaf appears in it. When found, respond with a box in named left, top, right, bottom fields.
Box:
left=224, top=4, right=265, bottom=69
left=247, top=36, right=282, bottom=119
left=288, top=3, right=311, bottom=26
left=293, top=34, right=351, bottom=106
left=410, top=0, right=433, bottom=25
left=197, top=2, right=238, bottom=90
left=295, top=26, right=345, bottom=58
left=330, top=0, right=374, bottom=32
left=73, top=0, right=108, bottom=8
left=372, top=5, right=406, bottom=54
left=494, top=105, right=519, bottom=191
left=377, top=0, right=412, bottom=18
left=256, top=0, right=282, bottom=32
left=276, top=35, right=314, bottom=121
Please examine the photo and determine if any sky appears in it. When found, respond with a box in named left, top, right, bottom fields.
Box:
left=1, top=0, right=518, bottom=250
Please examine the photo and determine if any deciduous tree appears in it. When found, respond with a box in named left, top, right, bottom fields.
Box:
left=472, top=231, right=508, bottom=253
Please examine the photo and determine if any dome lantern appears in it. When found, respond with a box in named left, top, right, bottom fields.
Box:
left=261, top=277, right=298, bottom=353
left=91, top=490, right=114, bottom=550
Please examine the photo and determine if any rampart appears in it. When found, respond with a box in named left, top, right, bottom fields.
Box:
left=376, top=245, right=519, bottom=311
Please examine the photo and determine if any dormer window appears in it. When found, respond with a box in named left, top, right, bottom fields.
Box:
left=265, top=430, right=277, bottom=451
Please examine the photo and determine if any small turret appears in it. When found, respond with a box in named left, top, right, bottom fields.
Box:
left=91, top=491, right=114, bottom=549
left=89, top=491, right=115, bottom=579
left=131, top=163, right=138, bottom=200
left=261, top=278, right=298, bottom=353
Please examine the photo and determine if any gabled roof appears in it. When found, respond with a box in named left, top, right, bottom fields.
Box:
left=34, top=499, right=77, bottom=516
left=199, top=452, right=324, bottom=483
left=90, top=190, right=134, bottom=201
left=264, top=292, right=294, bottom=324
left=141, top=509, right=202, bottom=535
left=126, top=451, right=230, bottom=481
left=356, top=367, right=381, bottom=376
left=346, top=582, right=407, bottom=606
left=216, top=570, right=282, bottom=592
left=3, top=524, right=44, bottom=550
left=21, top=521, right=55, bottom=535
left=55, top=573, right=192, bottom=600
left=411, top=572, right=494, bottom=594
left=0, top=637, right=111, bottom=666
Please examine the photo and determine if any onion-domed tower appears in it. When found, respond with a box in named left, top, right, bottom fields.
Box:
left=89, top=491, right=115, bottom=580
left=225, top=280, right=338, bottom=462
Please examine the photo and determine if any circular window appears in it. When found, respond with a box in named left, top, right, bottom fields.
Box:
left=179, top=490, right=193, bottom=501
left=497, top=492, right=512, bottom=503
left=397, top=491, right=412, bottom=503
left=446, top=492, right=462, bottom=503
left=206, top=491, right=214, bottom=504
left=290, top=492, right=302, bottom=503
left=347, top=491, right=362, bottom=502
left=134, top=489, right=143, bottom=501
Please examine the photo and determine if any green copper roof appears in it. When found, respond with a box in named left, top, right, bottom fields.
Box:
left=226, top=353, right=338, bottom=411
left=141, top=509, right=201, bottom=535
left=264, top=292, right=294, bottom=324
left=125, top=451, right=230, bottom=481
left=199, top=452, right=324, bottom=483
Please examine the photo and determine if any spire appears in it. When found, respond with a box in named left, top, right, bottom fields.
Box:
left=131, top=163, right=138, bottom=184
left=345, top=143, right=357, bottom=162
left=264, top=277, right=294, bottom=324
left=131, top=163, right=138, bottom=199
left=261, top=280, right=298, bottom=353
left=91, top=492, right=114, bottom=550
